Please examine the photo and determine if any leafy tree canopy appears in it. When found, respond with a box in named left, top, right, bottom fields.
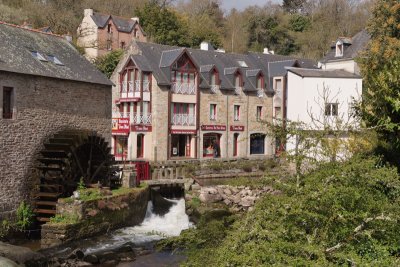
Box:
left=94, top=49, right=123, bottom=78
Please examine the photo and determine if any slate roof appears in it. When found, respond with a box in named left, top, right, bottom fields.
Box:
left=91, top=12, right=139, bottom=33
left=321, top=30, right=370, bottom=62
left=287, top=68, right=361, bottom=79
left=0, top=22, right=112, bottom=86
left=130, top=41, right=317, bottom=94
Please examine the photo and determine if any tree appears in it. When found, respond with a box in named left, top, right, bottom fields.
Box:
left=360, top=0, right=400, bottom=164
left=134, top=1, right=190, bottom=47
left=94, top=49, right=123, bottom=78
left=282, top=0, right=307, bottom=14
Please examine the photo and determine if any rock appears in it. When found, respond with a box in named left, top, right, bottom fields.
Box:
left=216, top=187, right=225, bottom=196
left=185, top=194, right=193, bottom=201
left=0, top=242, right=45, bottom=265
left=199, top=192, right=223, bottom=203
left=191, top=184, right=201, bottom=191
left=223, top=188, right=232, bottom=196
left=223, top=199, right=232, bottom=206
left=0, top=256, right=21, bottom=267
left=232, top=195, right=241, bottom=204
left=75, top=261, right=93, bottom=266
left=231, top=187, right=239, bottom=193
left=83, top=254, right=99, bottom=264
left=240, top=196, right=256, bottom=207
left=72, top=249, right=85, bottom=260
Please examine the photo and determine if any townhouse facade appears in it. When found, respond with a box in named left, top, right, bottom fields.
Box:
left=110, top=41, right=315, bottom=162
left=77, top=9, right=147, bottom=59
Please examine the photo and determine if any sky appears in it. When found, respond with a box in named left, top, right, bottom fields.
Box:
left=220, top=0, right=282, bottom=11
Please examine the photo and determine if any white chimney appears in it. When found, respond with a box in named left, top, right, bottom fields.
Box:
left=263, top=48, right=269, bottom=54
left=84, top=9, right=94, bottom=17
left=216, top=48, right=225, bottom=53
left=270, top=50, right=275, bottom=55
left=200, top=41, right=214, bottom=51
left=131, top=17, right=140, bottom=23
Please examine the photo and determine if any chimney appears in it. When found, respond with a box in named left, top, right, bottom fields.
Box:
left=200, top=41, right=214, bottom=51
left=64, top=33, right=73, bottom=43
left=131, top=17, right=140, bottom=23
left=263, top=48, right=269, bottom=54
left=84, top=9, right=94, bottom=17
left=216, top=48, right=225, bottom=53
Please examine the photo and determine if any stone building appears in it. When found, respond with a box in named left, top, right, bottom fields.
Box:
left=110, top=41, right=314, bottom=162
left=0, top=22, right=112, bottom=219
left=77, top=9, right=147, bottom=60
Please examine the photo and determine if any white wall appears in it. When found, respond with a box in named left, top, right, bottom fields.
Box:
left=321, top=60, right=358, bottom=75
left=77, top=15, right=99, bottom=60
left=286, top=71, right=362, bottom=156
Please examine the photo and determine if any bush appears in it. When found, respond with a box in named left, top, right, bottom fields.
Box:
left=241, top=163, right=253, bottom=172
left=178, top=156, right=400, bottom=266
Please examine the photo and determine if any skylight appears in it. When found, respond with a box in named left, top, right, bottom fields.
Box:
left=47, top=55, right=64, bottom=66
left=237, top=60, right=248, bottom=68
left=31, top=51, right=47, bottom=62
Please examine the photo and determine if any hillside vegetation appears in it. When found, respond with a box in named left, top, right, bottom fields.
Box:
left=0, top=0, right=374, bottom=59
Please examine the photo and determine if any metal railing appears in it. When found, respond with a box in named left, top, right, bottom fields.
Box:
left=210, top=113, right=217, bottom=121
left=119, top=80, right=151, bottom=97
left=210, top=84, right=219, bottom=94
left=172, top=113, right=196, bottom=126
left=172, top=82, right=196, bottom=95
left=112, top=112, right=130, bottom=118
left=132, top=113, right=152, bottom=124
left=143, top=80, right=150, bottom=92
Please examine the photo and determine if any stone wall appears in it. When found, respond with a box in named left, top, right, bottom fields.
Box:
left=0, top=72, right=112, bottom=220
left=41, top=187, right=149, bottom=248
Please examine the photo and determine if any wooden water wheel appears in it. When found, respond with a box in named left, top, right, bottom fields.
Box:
left=33, top=130, right=118, bottom=223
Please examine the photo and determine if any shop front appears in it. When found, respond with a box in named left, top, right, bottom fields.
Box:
left=201, top=125, right=226, bottom=158
left=112, top=117, right=130, bottom=161
left=230, top=126, right=244, bottom=157
left=170, top=130, right=196, bottom=158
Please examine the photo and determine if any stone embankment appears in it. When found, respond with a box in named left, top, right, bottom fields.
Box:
left=193, top=185, right=282, bottom=211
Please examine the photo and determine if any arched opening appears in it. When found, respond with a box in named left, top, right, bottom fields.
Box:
left=250, top=133, right=266, bottom=155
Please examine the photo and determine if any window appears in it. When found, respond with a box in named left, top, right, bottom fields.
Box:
left=107, top=40, right=112, bottom=51
left=234, top=75, right=241, bottom=88
left=47, top=55, right=63, bottom=65
left=31, top=51, right=47, bottom=61
left=336, top=41, right=343, bottom=57
left=120, top=41, right=126, bottom=49
left=237, top=60, right=248, bottom=67
left=2, top=87, right=13, bottom=119
left=256, top=106, right=262, bottom=121
left=274, top=78, right=282, bottom=91
left=257, top=75, right=264, bottom=89
left=137, top=134, right=144, bottom=158
left=275, top=107, right=281, bottom=118
left=134, top=29, right=138, bottom=38
left=234, top=105, right=240, bottom=121
left=250, top=134, right=266, bottom=155
left=107, top=23, right=112, bottom=33
left=325, top=103, right=338, bottom=116
left=210, top=104, right=217, bottom=120
left=211, top=71, right=218, bottom=85
left=171, top=103, right=195, bottom=126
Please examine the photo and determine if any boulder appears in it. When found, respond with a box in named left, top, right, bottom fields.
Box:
left=0, top=242, right=45, bottom=266
left=223, top=188, right=232, bottom=196
left=0, top=256, right=21, bottom=267
left=199, top=192, right=223, bottom=203
left=223, top=199, right=232, bottom=206
left=191, top=184, right=201, bottom=191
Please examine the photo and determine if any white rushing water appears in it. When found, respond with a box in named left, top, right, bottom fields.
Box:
left=84, top=198, right=191, bottom=254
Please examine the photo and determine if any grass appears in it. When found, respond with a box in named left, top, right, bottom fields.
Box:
left=49, top=214, right=80, bottom=225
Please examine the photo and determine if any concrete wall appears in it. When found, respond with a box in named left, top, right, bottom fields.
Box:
left=0, top=72, right=112, bottom=220
left=321, top=60, right=358, bottom=75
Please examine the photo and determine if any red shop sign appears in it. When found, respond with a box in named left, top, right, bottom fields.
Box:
left=201, top=125, right=226, bottom=131
left=230, top=125, right=245, bottom=131
left=112, top=118, right=130, bottom=133
left=131, top=125, right=152, bottom=132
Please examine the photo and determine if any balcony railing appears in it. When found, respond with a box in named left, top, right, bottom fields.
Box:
left=143, top=80, right=150, bottom=92
left=257, top=88, right=264, bottom=98
left=112, top=112, right=151, bottom=124
left=132, top=113, right=152, bottom=124
left=210, top=84, right=219, bottom=94
left=234, top=87, right=242, bottom=95
left=210, top=114, right=217, bottom=121
left=172, top=82, right=196, bottom=95
left=119, top=80, right=150, bottom=98
left=172, top=113, right=195, bottom=126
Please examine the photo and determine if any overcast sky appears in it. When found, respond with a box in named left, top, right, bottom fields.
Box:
left=220, top=0, right=282, bottom=11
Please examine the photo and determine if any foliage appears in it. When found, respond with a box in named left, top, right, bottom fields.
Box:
left=77, top=177, right=86, bottom=191
left=78, top=188, right=104, bottom=201
left=135, top=1, right=190, bottom=47
left=16, top=201, right=34, bottom=230
left=359, top=0, right=400, bottom=166
left=177, top=156, right=400, bottom=266
left=93, top=49, right=124, bottom=78
left=289, top=13, right=310, bottom=32
left=0, top=220, right=11, bottom=239
left=49, top=214, right=80, bottom=225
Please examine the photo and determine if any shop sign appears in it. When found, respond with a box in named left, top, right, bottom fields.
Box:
left=112, top=118, right=130, bottom=134
left=230, top=125, right=245, bottom=131
left=201, top=125, right=226, bottom=131
left=131, top=125, right=152, bottom=132
left=171, top=129, right=197, bottom=134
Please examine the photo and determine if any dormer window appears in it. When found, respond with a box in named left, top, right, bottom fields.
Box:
left=335, top=41, right=343, bottom=57
left=257, top=75, right=264, bottom=89
left=107, top=23, right=112, bottom=33
left=234, top=74, right=241, bottom=88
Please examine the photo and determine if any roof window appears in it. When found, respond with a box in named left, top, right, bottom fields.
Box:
left=47, top=55, right=64, bottom=65
left=237, top=60, right=248, bottom=67
left=31, top=51, right=47, bottom=61
left=335, top=41, right=344, bottom=57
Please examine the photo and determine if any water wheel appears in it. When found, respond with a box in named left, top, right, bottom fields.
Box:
left=33, top=130, right=118, bottom=223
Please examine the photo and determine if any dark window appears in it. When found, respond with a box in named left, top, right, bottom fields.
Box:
left=256, top=106, right=262, bottom=121
left=325, top=103, right=338, bottom=116
left=3, top=87, right=13, bottom=119
left=120, top=42, right=126, bottom=49
left=107, top=23, right=112, bottom=33
left=250, top=134, right=265, bottom=155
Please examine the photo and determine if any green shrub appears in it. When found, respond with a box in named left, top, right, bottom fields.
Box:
left=77, top=177, right=86, bottom=190
left=241, top=163, right=253, bottom=172
left=16, top=201, right=34, bottom=230
left=0, top=220, right=11, bottom=238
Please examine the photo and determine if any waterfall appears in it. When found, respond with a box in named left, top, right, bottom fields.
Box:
left=84, top=198, right=191, bottom=254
